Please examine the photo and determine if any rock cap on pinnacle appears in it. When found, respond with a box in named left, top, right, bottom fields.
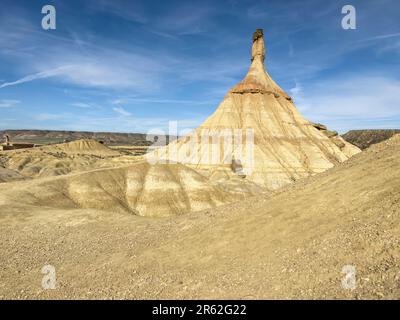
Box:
left=230, top=28, right=290, bottom=99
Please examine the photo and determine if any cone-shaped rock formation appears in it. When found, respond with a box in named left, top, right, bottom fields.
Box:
left=150, top=29, right=360, bottom=189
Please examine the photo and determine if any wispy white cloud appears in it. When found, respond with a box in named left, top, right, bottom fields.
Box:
left=87, top=0, right=147, bottom=24
left=0, top=66, right=71, bottom=89
left=145, top=28, right=178, bottom=40
left=34, top=113, right=72, bottom=121
left=113, top=106, right=131, bottom=116
left=289, top=80, right=302, bottom=97
left=70, top=102, right=92, bottom=108
left=291, top=75, right=400, bottom=132
left=0, top=99, right=20, bottom=108
left=110, top=98, right=127, bottom=105
left=154, top=3, right=214, bottom=35
left=358, top=32, right=400, bottom=42
left=0, top=47, right=169, bottom=91
left=12, top=112, right=202, bottom=134
left=110, top=97, right=217, bottom=105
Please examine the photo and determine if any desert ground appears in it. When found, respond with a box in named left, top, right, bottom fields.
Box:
left=0, top=134, right=399, bottom=299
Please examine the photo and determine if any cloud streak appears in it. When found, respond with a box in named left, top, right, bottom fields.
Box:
left=0, top=66, right=71, bottom=89
left=113, top=106, right=131, bottom=116
left=0, top=99, right=20, bottom=108
left=359, top=32, right=400, bottom=42
left=292, top=75, right=400, bottom=133
left=70, top=102, right=92, bottom=108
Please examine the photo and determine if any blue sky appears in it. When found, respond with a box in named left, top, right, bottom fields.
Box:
left=0, top=0, right=399, bottom=134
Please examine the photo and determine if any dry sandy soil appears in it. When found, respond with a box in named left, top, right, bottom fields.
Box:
left=0, top=136, right=399, bottom=299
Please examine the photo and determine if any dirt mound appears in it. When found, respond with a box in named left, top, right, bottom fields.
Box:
left=51, top=139, right=120, bottom=156
left=342, top=129, right=400, bottom=149
left=0, top=161, right=262, bottom=217
left=0, top=139, right=122, bottom=179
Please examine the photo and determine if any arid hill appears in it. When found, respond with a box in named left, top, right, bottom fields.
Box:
left=0, top=161, right=262, bottom=217
left=0, top=139, right=262, bottom=216
left=0, top=135, right=398, bottom=299
left=0, top=129, right=167, bottom=146
left=0, top=139, right=125, bottom=179
left=342, top=129, right=400, bottom=150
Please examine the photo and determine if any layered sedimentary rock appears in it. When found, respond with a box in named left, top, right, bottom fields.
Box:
left=0, top=139, right=121, bottom=178
left=0, top=161, right=261, bottom=217
left=150, top=29, right=360, bottom=189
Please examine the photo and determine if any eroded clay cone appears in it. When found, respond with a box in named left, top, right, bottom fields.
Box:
left=151, top=29, right=361, bottom=189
